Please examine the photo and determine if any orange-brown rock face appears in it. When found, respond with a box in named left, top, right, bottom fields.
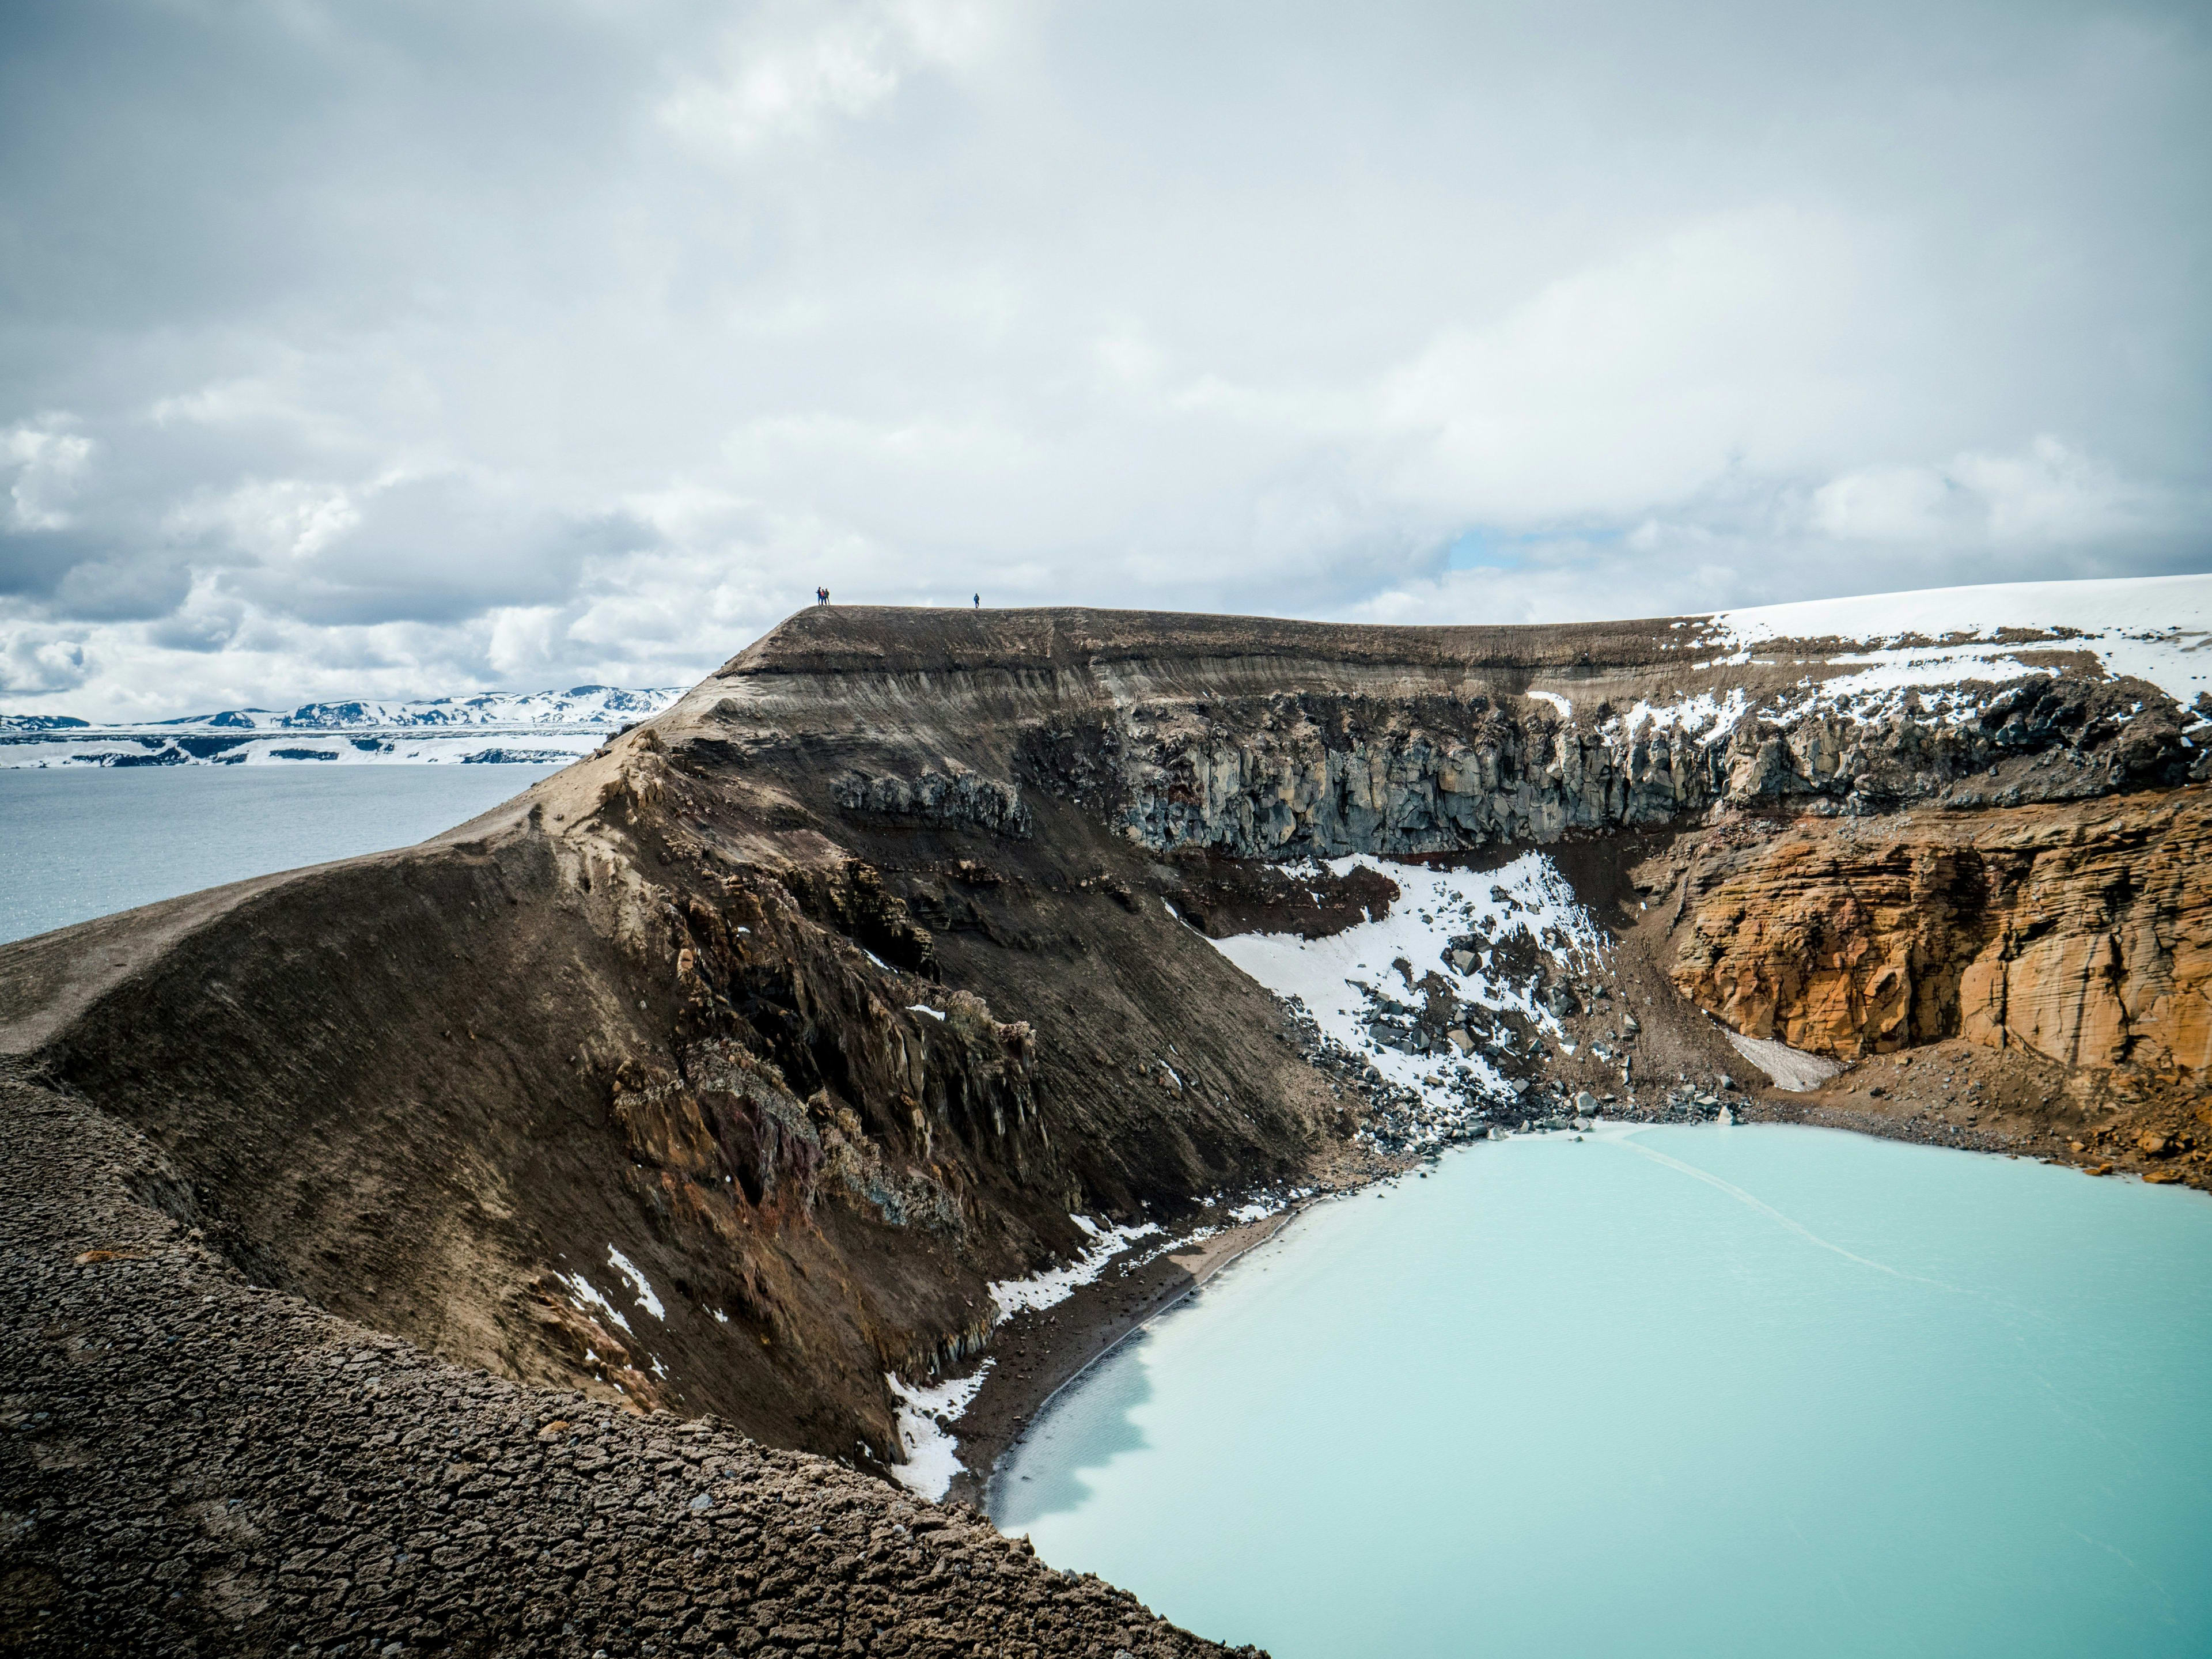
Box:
left=1669, top=789, right=2212, bottom=1077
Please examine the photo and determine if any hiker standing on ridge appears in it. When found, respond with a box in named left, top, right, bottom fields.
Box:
left=973, top=593, right=979, bottom=608
left=816, top=586, right=828, bottom=605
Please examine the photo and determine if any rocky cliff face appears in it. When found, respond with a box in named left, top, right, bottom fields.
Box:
left=1665, top=791, right=2212, bottom=1078
left=2, top=630, right=1362, bottom=1475
left=1027, top=668, right=2202, bottom=859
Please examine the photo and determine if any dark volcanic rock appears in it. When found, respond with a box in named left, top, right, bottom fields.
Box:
left=0, top=1073, right=1253, bottom=1657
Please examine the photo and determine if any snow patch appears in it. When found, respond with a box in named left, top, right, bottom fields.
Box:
left=605, top=1246, right=665, bottom=1321
left=1525, top=690, right=1573, bottom=719
left=907, top=1003, right=946, bottom=1021
left=1722, top=1032, right=1844, bottom=1093
left=1211, top=853, right=1603, bottom=1122
left=1708, top=573, right=2212, bottom=709
left=887, top=1362, right=995, bottom=1500
left=1616, top=688, right=1751, bottom=741
left=987, top=1217, right=1161, bottom=1323
left=1206, top=853, right=1609, bottom=1150
left=559, top=1272, right=633, bottom=1336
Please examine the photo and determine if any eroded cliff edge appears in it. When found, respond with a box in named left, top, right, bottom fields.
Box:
left=4, top=594, right=2209, bottom=1652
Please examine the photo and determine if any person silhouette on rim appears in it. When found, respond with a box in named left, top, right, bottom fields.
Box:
left=973, top=593, right=980, bottom=608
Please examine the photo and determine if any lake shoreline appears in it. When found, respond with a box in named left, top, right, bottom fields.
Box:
left=944, top=1205, right=1313, bottom=1514
left=942, top=1064, right=2205, bottom=1523
left=975, top=1116, right=2212, bottom=1658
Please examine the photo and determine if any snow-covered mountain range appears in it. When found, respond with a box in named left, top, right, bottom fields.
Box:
left=0, top=685, right=686, bottom=767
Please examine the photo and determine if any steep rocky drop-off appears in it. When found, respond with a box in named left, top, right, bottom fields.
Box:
left=5, top=582, right=2210, bottom=1654
left=1668, top=791, right=2212, bottom=1074
left=1653, top=789, right=2212, bottom=1181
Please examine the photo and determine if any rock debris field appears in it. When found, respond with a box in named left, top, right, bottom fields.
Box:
left=0, top=1077, right=1253, bottom=1659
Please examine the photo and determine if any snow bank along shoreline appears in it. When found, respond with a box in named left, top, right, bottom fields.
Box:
left=888, top=1214, right=1163, bottom=1499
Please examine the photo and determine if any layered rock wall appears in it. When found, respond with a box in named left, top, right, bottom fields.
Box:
left=1031, top=672, right=2202, bottom=860
left=832, top=766, right=1034, bottom=839
left=1666, top=792, right=2212, bottom=1077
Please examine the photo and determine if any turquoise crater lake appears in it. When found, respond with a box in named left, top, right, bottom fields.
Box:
left=993, top=1124, right=2212, bottom=1658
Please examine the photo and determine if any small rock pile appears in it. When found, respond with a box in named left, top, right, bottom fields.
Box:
left=1278, top=998, right=1531, bottom=1154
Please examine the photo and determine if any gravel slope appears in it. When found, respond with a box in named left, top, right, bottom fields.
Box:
left=0, top=1070, right=1253, bottom=1659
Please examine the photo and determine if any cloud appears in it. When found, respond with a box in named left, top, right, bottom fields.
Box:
left=168, top=477, right=363, bottom=564
left=3, top=419, right=93, bottom=531
left=0, top=628, right=89, bottom=697
left=0, top=525, right=105, bottom=603
left=1810, top=437, right=2158, bottom=550
left=0, top=0, right=2207, bottom=718
left=1372, top=207, right=1909, bottom=525
left=209, top=477, right=661, bottom=628
left=660, top=0, right=998, bottom=153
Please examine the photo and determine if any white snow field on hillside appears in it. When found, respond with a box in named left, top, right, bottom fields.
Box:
left=1703, top=571, right=2212, bottom=710
left=0, top=685, right=684, bottom=767
left=1575, top=573, right=2212, bottom=749
left=887, top=1363, right=996, bottom=1500
left=1211, top=853, right=1609, bottom=1146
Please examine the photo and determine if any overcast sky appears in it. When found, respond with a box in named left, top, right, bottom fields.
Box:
left=3, top=0, right=2207, bottom=718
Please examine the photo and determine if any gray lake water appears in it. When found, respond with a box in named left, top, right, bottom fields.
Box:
left=995, top=1123, right=2212, bottom=1659
left=0, top=764, right=560, bottom=944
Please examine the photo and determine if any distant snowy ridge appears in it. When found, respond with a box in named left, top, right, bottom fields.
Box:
left=0, top=684, right=684, bottom=768
left=1707, top=572, right=2211, bottom=649
left=146, top=684, right=681, bottom=732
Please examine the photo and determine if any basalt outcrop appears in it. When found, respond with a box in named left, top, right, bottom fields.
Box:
left=1040, top=664, right=2200, bottom=859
